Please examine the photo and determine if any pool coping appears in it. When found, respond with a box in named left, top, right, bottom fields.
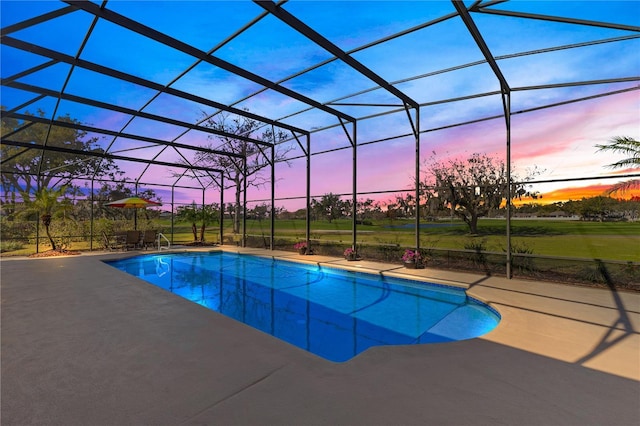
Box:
left=2, top=246, right=638, bottom=425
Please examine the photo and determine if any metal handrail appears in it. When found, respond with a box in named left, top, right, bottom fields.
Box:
left=157, top=233, right=171, bottom=251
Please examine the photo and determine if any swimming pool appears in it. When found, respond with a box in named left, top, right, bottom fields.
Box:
left=106, top=252, right=500, bottom=362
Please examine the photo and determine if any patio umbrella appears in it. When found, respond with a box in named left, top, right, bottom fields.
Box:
left=105, top=196, right=162, bottom=230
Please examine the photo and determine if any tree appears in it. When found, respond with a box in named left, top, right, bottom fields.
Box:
left=198, top=203, right=220, bottom=242
left=560, top=200, right=581, bottom=217
left=579, top=196, right=618, bottom=221
left=176, top=202, right=220, bottom=243
left=423, top=153, right=539, bottom=234
left=396, top=193, right=416, bottom=218
left=1, top=108, right=122, bottom=204
left=311, top=193, right=345, bottom=222
left=28, top=186, right=69, bottom=250
left=595, top=136, right=639, bottom=194
left=249, top=203, right=269, bottom=222
left=176, top=203, right=201, bottom=242
left=188, top=111, right=292, bottom=234
left=355, top=198, right=381, bottom=221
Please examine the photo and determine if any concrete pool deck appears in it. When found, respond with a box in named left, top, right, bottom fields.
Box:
left=1, top=246, right=639, bottom=425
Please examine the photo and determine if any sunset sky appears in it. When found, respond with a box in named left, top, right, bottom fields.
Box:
left=1, top=1, right=638, bottom=210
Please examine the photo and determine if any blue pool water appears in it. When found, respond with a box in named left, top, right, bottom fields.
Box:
left=105, top=252, right=500, bottom=362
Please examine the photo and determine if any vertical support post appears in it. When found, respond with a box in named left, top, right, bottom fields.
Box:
left=90, top=180, right=94, bottom=251
left=305, top=133, right=311, bottom=252
left=351, top=120, right=357, bottom=252
left=170, top=187, right=175, bottom=244
left=134, top=182, right=139, bottom=230
left=503, top=91, right=512, bottom=279
left=35, top=187, right=40, bottom=254
left=338, top=117, right=358, bottom=254
left=242, top=156, right=247, bottom=248
left=270, top=143, right=275, bottom=250
left=454, top=0, right=512, bottom=274
left=220, top=174, right=224, bottom=245
left=201, top=189, right=206, bottom=243
left=414, top=107, right=421, bottom=253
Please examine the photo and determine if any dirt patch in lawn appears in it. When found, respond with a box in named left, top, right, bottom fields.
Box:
left=28, top=249, right=82, bottom=258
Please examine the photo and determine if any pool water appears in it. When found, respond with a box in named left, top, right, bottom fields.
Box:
left=105, top=252, right=500, bottom=362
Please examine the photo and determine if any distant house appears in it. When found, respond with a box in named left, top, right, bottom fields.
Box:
left=513, top=212, right=536, bottom=218
left=548, top=211, right=568, bottom=218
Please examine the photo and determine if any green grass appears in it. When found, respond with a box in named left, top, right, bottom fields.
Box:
left=512, top=235, right=637, bottom=261
left=246, top=218, right=640, bottom=262
left=2, top=218, right=638, bottom=262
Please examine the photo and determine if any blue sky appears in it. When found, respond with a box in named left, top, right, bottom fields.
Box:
left=1, top=1, right=639, bottom=208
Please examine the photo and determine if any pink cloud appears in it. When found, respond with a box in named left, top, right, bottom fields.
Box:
left=511, top=90, right=639, bottom=165
left=91, top=86, right=638, bottom=211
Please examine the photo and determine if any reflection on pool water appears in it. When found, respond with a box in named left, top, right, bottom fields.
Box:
left=105, top=252, right=500, bottom=362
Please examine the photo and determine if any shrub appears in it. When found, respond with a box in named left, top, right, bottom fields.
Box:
left=464, top=238, right=487, bottom=265
left=0, top=217, right=36, bottom=240
left=0, top=240, right=25, bottom=253
left=507, top=241, right=537, bottom=274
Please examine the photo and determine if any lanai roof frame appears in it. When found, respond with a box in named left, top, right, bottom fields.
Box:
left=1, top=0, right=638, bottom=266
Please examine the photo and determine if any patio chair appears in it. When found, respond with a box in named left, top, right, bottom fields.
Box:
left=141, top=230, right=157, bottom=250
left=102, top=231, right=124, bottom=251
left=125, top=230, right=142, bottom=250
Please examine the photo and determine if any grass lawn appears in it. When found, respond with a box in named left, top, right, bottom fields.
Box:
left=2, top=218, right=638, bottom=262
left=248, top=218, right=640, bottom=262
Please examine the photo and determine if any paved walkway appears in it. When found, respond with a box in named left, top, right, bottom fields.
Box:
left=2, top=247, right=639, bottom=425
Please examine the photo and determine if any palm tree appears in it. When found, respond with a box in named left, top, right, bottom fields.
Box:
left=30, top=185, right=68, bottom=250
left=596, top=136, right=639, bottom=195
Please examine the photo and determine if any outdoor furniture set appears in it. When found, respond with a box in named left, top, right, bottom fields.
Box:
left=102, top=230, right=157, bottom=251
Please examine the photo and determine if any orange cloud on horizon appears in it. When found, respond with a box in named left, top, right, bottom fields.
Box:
left=522, top=183, right=639, bottom=205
